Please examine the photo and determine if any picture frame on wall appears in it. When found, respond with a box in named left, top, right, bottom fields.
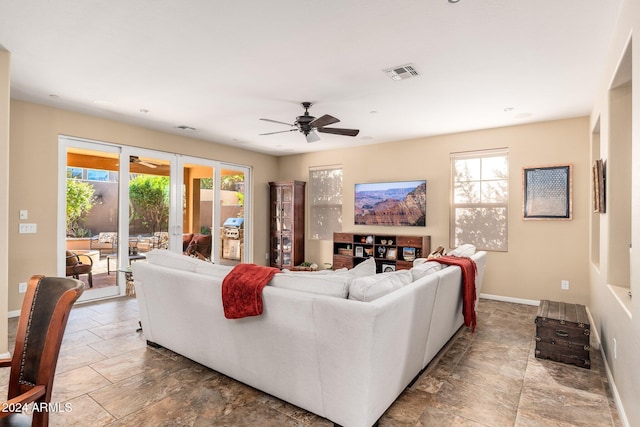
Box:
left=355, top=246, right=364, bottom=257
left=523, top=164, right=573, bottom=220
left=354, top=180, right=426, bottom=226
left=592, top=159, right=606, bottom=213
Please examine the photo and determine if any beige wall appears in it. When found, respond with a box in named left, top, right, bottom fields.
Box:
left=0, top=50, right=10, bottom=356
left=279, top=117, right=591, bottom=305
left=8, top=100, right=279, bottom=313
left=588, top=0, right=639, bottom=425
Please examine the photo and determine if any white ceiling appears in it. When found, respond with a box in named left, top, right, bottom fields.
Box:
left=0, top=0, right=623, bottom=156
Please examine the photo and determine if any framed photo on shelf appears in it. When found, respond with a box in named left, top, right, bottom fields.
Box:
left=386, top=247, right=397, bottom=260
left=523, top=164, right=572, bottom=220
left=355, top=246, right=364, bottom=257
left=402, top=247, right=416, bottom=261
left=382, top=263, right=396, bottom=273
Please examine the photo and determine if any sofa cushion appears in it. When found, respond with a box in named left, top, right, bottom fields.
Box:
left=145, top=249, right=203, bottom=272
left=448, top=244, right=477, bottom=257
left=269, top=273, right=351, bottom=298
left=97, top=232, right=116, bottom=243
left=349, top=270, right=413, bottom=302
left=194, top=263, right=234, bottom=278
left=282, top=268, right=349, bottom=274
left=349, top=257, right=376, bottom=278
left=411, top=261, right=443, bottom=281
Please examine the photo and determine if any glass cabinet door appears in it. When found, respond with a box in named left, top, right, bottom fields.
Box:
left=281, top=234, right=292, bottom=267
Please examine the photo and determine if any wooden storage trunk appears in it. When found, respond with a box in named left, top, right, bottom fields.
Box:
left=535, top=300, right=591, bottom=369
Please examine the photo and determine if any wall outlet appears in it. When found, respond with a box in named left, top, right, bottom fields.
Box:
left=19, top=209, right=28, bottom=220
left=561, top=280, right=569, bottom=290
left=18, top=282, right=27, bottom=293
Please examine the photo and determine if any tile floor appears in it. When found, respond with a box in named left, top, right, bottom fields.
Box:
left=2, top=297, right=622, bottom=426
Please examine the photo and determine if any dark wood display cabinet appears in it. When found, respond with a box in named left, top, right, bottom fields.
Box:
left=333, top=232, right=431, bottom=272
left=269, top=181, right=305, bottom=269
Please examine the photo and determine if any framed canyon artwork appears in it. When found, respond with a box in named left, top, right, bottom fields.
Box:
left=354, top=180, right=426, bottom=226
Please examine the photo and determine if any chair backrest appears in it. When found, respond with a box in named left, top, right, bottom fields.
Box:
left=65, top=250, right=78, bottom=267
left=8, top=276, right=83, bottom=404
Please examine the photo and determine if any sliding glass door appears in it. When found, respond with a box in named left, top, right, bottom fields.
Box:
left=59, top=137, right=252, bottom=301
left=60, top=140, right=123, bottom=301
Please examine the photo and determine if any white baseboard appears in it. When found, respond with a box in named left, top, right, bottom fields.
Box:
left=600, top=344, right=630, bottom=426
left=7, top=309, right=20, bottom=318
left=0, top=352, right=9, bottom=359
left=479, top=293, right=539, bottom=306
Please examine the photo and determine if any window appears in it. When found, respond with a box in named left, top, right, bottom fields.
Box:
left=451, top=149, right=508, bottom=251
left=67, top=167, right=83, bottom=179
left=309, top=165, right=342, bottom=240
left=87, top=169, right=110, bottom=182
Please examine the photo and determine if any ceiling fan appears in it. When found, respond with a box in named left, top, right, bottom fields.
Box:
left=130, top=156, right=158, bottom=168
left=260, top=102, right=360, bottom=143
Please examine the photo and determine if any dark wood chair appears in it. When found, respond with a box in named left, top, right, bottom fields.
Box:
left=65, top=250, right=93, bottom=288
left=0, top=275, right=84, bottom=427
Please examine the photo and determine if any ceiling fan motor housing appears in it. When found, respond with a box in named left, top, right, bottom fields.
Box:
left=295, top=114, right=315, bottom=134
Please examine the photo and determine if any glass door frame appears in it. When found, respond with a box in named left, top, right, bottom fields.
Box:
left=58, top=136, right=123, bottom=301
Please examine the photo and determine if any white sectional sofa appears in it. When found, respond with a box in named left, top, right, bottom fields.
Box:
left=132, top=250, right=486, bottom=427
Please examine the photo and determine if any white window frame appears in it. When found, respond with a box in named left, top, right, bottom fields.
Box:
left=450, top=148, right=509, bottom=252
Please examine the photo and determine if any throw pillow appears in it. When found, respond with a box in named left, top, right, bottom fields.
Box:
left=269, top=274, right=351, bottom=298
left=448, top=244, right=477, bottom=257
left=411, top=261, right=443, bottom=281
left=348, top=270, right=413, bottom=302
left=349, top=257, right=376, bottom=278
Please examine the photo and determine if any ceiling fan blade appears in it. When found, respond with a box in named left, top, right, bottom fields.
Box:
left=317, top=127, right=360, bottom=137
left=310, top=114, right=339, bottom=128
left=306, top=130, right=321, bottom=143
left=138, top=160, right=158, bottom=168
left=260, top=129, right=297, bottom=136
left=260, top=118, right=294, bottom=127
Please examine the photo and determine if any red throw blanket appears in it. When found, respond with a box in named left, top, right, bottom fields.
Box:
left=432, top=256, right=478, bottom=332
left=222, top=264, right=280, bottom=319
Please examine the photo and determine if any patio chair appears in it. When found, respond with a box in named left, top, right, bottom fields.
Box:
left=65, top=250, right=93, bottom=288
left=0, top=275, right=83, bottom=427
left=185, top=234, right=212, bottom=260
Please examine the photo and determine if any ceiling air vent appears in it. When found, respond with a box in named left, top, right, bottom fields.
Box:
left=383, top=64, right=419, bottom=81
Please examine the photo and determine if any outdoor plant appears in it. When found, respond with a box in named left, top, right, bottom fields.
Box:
left=66, top=176, right=95, bottom=237
left=129, top=175, right=170, bottom=234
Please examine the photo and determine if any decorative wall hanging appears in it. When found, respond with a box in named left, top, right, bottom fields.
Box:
left=592, top=159, right=606, bottom=213
left=354, top=180, right=426, bottom=226
left=523, top=164, right=572, bottom=220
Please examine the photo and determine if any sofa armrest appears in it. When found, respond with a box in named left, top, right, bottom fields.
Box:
left=312, top=275, right=439, bottom=427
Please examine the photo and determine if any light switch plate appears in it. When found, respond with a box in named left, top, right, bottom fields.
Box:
left=18, top=223, right=37, bottom=234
